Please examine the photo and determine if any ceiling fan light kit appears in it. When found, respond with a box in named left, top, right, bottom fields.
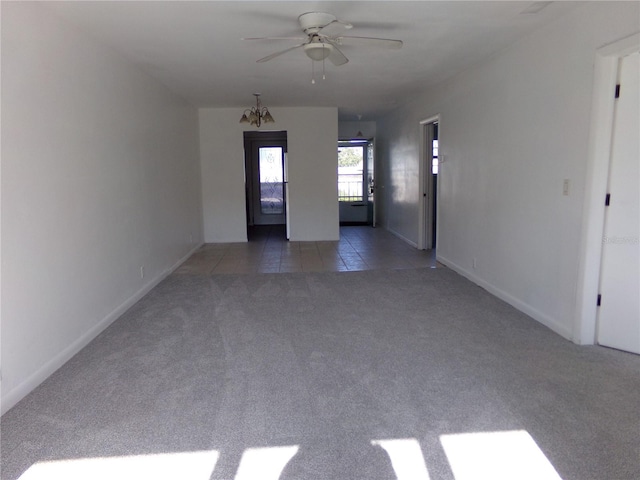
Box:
left=239, top=94, right=274, bottom=127
left=304, top=42, right=333, bottom=61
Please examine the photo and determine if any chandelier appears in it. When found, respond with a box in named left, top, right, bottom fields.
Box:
left=239, top=93, right=275, bottom=127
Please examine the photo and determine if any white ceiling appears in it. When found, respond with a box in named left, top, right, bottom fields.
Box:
left=46, top=1, right=581, bottom=120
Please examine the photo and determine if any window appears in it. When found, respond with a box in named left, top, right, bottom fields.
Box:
left=432, top=139, right=439, bottom=175
left=258, top=147, right=284, bottom=215
left=338, top=145, right=365, bottom=202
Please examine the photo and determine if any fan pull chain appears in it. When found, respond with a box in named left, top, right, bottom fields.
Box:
left=322, top=48, right=326, bottom=80
left=311, top=59, right=315, bottom=84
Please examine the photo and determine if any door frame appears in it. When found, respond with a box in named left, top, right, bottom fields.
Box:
left=418, top=115, right=440, bottom=250
left=367, top=139, right=376, bottom=227
left=243, top=131, right=288, bottom=227
left=574, top=33, right=640, bottom=345
left=337, top=139, right=371, bottom=225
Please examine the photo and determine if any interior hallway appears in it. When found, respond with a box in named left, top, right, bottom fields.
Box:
left=175, top=226, right=439, bottom=275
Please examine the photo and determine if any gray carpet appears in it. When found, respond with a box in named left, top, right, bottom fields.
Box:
left=1, top=268, right=639, bottom=480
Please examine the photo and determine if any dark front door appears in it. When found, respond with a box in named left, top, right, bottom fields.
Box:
left=244, top=132, right=288, bottom=226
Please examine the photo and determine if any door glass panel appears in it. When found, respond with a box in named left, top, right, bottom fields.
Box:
left=432, top=139, right=439, bottom=174
left=367, top=142, right=374, bottom=203
left=259, top=147, right=284, bottom=215
left=338, top=145, right=365, bottom=202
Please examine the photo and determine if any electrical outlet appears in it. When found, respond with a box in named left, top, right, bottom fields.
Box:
left=140, top=266, right=145, bottom=279
left=473, top=258, right=477, bottom=269
left=563, top=179, right=570, bottom=196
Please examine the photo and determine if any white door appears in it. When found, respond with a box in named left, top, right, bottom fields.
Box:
left=597, top=51, right=640, bottom=354
left=284, top=152, right=290, bottom=240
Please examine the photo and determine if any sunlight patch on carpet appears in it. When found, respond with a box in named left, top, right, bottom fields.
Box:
left=440, top=430, right=562, bottom=480
left=18, top=450, right=219, bottom=480
left=371, top=438, right=431, bottom=479
left=234, top=445, right=300, bottom=480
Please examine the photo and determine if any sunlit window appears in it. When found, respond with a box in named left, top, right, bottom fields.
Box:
left=338, top=145, right=365, bottom=202
left=259, top=146, right=284, bottom=215
left=432, top=139, right=439, bottom=175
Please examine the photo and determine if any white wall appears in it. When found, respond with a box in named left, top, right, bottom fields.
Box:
left=375, top=2, right=640, bottom=340
left=338, top=121, right=376, bottom=140
left=1, top=3, right=203, bottom=414
left=199, top=107, right=339, bottom=242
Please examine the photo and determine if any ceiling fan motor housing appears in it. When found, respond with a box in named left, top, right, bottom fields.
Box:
left=298, top=12, right=336, bottom=33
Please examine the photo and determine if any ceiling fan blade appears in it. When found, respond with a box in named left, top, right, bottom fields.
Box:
left=242, top=36, right=306, bottom=41
left=327, top=44, right=349, bottom=66
left=256, top=44, right=305, bottom=63
left=318, top=19, right=353, bottom=36
left=336, top=36, right=403, bottom=49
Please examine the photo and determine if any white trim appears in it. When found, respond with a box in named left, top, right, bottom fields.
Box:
left=0, top=242, right=204, bottom=416
left=418, top=115, right=441, bottom=250
left=438, top=254, right=573, bottom=341
left=574, top=32, right=640, bottom=345
left=387, top=227, right=418, bottom=249
left=598, top=32, right=640, bottom=57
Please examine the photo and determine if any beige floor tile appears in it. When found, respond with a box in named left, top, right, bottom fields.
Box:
left=184, top=225, right=437, bottom=275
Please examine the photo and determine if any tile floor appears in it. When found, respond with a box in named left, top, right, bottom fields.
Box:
left=175, top=225, right=440, bottom=275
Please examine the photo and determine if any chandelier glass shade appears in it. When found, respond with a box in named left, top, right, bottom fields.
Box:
left=239, top=94, right=275, bottom=127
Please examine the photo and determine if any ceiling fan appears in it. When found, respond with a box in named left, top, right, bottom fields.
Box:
left=243, top=12, right=403, bottom=66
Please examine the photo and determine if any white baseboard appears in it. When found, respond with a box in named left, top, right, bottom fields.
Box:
left=387, top=227, right=418, bottom=248
left=1, top=243, right=203, bottom=416
left=437, top=254, right=573, bottom=341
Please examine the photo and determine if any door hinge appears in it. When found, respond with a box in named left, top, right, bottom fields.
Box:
left=615, top=84, right=620, bottom=99
left=605, top=193, right=611, bottom=206
left=597, top=294, right=602, bottom=307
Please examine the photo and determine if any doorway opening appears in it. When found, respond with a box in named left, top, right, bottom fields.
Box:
left=430, top=123, right=439, bottom=248
left=338, top=138, right=375, bottom=226
left=244, top=131, right=288, bottom=239
left=419, top=116, right=440, bottom=250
